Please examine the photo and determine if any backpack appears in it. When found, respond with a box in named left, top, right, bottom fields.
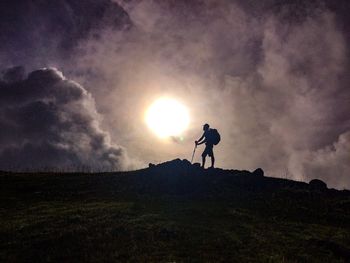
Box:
left=207, top=129, right=221, bottom=145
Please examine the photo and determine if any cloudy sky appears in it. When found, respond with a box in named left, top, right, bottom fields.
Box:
left=0, top=0, right=349, bottom=188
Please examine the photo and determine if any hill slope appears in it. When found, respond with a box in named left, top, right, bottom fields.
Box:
left=1, top=159, right=350, bottom=262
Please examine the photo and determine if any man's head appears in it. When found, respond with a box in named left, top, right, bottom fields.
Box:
left=203, top=123, right=210, bottom=131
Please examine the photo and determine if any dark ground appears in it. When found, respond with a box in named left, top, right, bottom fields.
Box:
left=1, top=159, right=350, bottom=262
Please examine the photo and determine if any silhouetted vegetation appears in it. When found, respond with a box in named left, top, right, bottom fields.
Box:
left=1, top=159, right=350, bottom=262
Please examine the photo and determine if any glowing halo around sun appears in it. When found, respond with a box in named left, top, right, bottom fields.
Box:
left=145, top=98, right=190, bottom=138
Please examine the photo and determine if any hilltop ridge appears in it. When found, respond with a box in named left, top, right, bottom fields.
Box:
left=124, top=158, right=334, bottom=195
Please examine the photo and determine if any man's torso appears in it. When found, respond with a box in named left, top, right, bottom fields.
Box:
left=204, top=129, right=213, bottom=147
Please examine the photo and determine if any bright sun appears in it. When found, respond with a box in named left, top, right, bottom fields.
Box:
left=145, top=97, right=190, bottom=138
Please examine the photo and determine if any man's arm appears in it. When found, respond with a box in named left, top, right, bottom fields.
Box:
left=196, top=140, right=206, bottom=145
left=195, top=133, right=206, bottom=145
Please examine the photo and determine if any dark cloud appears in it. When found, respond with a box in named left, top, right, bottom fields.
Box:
left=0, top=67, right=128, bottom=171
left=0, top=0, right=131, bottom=68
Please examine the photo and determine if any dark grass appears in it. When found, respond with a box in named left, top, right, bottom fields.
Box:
left=1, top=165, right=350, bottom=262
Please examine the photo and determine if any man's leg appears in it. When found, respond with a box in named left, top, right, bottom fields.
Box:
left=201, top=150, right=207, bottom=168
left=210, top=154, right=215, bottom=168
left=209, top=148, right=215, bottom=168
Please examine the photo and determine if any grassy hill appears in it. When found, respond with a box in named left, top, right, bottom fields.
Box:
left=1, top=159, right=350, bottom=262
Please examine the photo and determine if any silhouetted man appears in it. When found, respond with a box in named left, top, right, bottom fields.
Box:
left=195, top=123, right=215, bottom=168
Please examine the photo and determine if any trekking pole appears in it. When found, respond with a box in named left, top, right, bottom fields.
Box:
left=191, top=144, right=197, bottom=163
